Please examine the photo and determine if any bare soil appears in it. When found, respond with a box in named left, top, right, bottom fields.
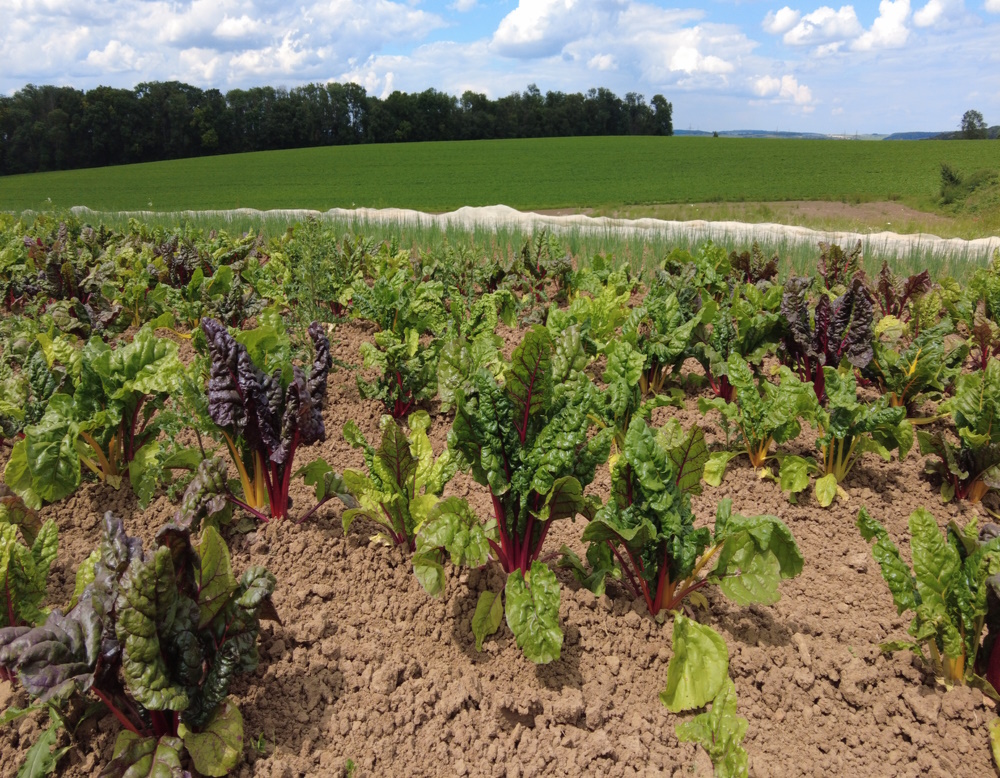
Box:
left=1, top=319, right=996, bottom=778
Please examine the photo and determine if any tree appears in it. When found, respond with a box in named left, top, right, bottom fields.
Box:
left=961, top=109, right=987, bottom=140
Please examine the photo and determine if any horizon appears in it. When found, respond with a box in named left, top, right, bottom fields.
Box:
left=3, top=1, right=999, bottom=136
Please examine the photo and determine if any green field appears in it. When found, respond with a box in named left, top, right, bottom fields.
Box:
left=1, top=136, right=997, bottom=215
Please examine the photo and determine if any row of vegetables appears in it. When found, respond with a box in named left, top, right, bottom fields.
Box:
left=1, top=213, right=1000, bottom=776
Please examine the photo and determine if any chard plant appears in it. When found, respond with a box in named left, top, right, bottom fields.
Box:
left=866, top=316, right=968, bottom=417
left=436, top=290, right=516, bottom=413
left=780, top=274, right=874, bottom=405
left=866, top=261, right=931, bottom=322
left=201, top=316, right=331, bottom=520
left=817, top=240, right=862, bottom=292
left=0, top=512, right=277, bottom=777
left=918, top=357, right=1000, bottom=504
left=413, top=326, right=612, bottom=663
left=699, top=354, right=820, bottom=489
left=858, top=507, right=1000, bottom=698
left=561, top=416, right=802, bottom=617
left=811, top=366, right=913, bottom=507
left=0, top=518, right=57, bottom=638
left=971, top=315, right=1000, bottom=373
left=675, top=676, right=750, bottom=778
left=354, top=269, right=447, bottom=418
left=339, top=411, right=457, bottom=550
left=729, top=241, right=779, bottom=287
left=4, top=324, right=186, bottom=509
left=623, top=289, right=711, bottom=396
left=545, top=273, right=632, bottom=356
left=691, top=283, right=782, bottom=404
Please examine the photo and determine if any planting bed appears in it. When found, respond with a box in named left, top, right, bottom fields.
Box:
left=0, top=318, right=995, bottom=778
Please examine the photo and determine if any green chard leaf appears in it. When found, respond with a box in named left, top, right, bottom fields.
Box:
left=504, top=562, right=562, bottom=664
left=661, top=615, right=729, bottom=713
left=676, top=678, right=749, bottom=778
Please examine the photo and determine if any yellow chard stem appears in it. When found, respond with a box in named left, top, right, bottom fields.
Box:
left=223, top=431, right=258, bottom=508
left=79, top=431, right=114, bottom=482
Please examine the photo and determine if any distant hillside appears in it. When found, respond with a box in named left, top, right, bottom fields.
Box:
left=883, top=131, right=945, bottom=140
left=675, top=129, right=831, bottom=139
left=932, top=126, right=1000, bottom=140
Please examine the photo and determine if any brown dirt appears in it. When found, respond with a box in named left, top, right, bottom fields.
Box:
left=1, top=319, right=996, bottom=778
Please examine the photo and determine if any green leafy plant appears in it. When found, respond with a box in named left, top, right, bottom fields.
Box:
left=561, top=416, right=802, bottom=617
left=866, top=317, right=968, bottom=416
left=691, top=283, right=782, bottom=404
left=623, top=288, right=711, bottom=396
left=413, top=326, right=612, bottom=663
left=436, top=290, right=516, bottom=413
left=918, top=357, right=1000, bottom=504
left=813, top=366, right=913, bottom=507
left=699, top=354, right=819, bottom=487
left=4, top=324, right=185, bottom=509
left=0, top=517, right=57, bottom=648
left=340, top=411, right=457, bottom=550
left=354, top=269, right=447, bottom=418
left=858, top=506, right=1000, bottom=695
left=676, top=677, right=749, bottom=778
left=0, top=512, right=277, bottom=777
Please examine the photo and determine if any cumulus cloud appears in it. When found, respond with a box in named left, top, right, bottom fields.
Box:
left=913, top=0, right=964, bottom=26
left=85, top=40, right=140, bottom=72
left=491, top=0, right=628, bottom=58
left=986, top=0, right=1000, bottom=11
left=782, top=6, right=862, bottom=46
left=450, top=0, right=478, bottom=10
left=852, top=0, right=911, bottom=50
left=762, top=6, right=801, bottom=34
left=670, top=46, right=733, bottom=74
left=753, top=73, right=813, bottom=105
left=588, top=53, right=617, bottom=70
left=213, top=15, right=267, bottom=40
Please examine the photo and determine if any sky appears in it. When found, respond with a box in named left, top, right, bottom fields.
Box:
left=2, top=0, right=998, bottom=134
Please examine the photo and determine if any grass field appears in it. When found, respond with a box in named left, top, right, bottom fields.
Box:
left=2, top=136, right=998, bottom=222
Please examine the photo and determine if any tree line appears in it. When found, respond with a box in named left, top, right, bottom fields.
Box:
left=0, top=81, right=673, bottom=176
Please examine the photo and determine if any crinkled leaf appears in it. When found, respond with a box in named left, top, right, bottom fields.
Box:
left=856, top=508, right=917, bottom=614
left=101, top=732, right=186, bottom=778
left=704, top=451, right=739, bottom=488
left=815, top=473, right=838, bottom=508
left=504, top=562, right=562, bottom=664
left=179, top=697, right=243, bottom=777
left=660, top=615, right=729, bottom=713
left=675, top=678, right=749, bottom=778
left=711, top=514, right=803, bottom=605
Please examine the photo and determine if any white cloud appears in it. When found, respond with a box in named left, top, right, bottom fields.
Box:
left=450, top=0, right=477, bottom=10
left=85, top=40, right=139, bottom=71
left=229, top=31, right=309, bottom=76
left=588, top=53, right=617, bottom=70
left=853, top=0, right=911, bottom=50
left=762, top=6, right=801, bottom=34
left=986, top=0, right=1000, bottom=11
left=913, top=0, right=964, bottom=26
left=214, top=15, right=267, bottom=39
left=177, top=48, right=221, bottom=82
left=491, top=0, right=628, bottom=58
left=670, top=46, right=733, bottom=74
left=753, top=73, right=813, bottom=104
left=783, top=6, right=862, bottom=46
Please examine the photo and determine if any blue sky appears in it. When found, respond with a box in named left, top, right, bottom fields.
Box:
left=2, top=0, right=998, bottom=134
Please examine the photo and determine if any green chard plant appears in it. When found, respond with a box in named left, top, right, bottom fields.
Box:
left=691, top=282, right=782, bottom=404
left=0, top=512, right=277, bottom=777
left=0, top=517, right=57, bottom=639
left=699, top=354, right=820, bottom=494
left=412, top=326, right=613, bottom=663
left=436, top=289, right=516, bottom=413
left=858, top=507, right=1000, bottom=697
left=865, top=317, right=968, bottom=417
left=918, top=357, right=1000, bottom=505
left=623, top=288, right=712, bottom=397
left=4, top=324, right=186, bottom=509
left=811, top=366, right=913, bottom=507
left=339, top=411, right=457, bottom=550
left=354, top=269, right=447, bottom=418
left=561, top=416, right=802, bottom=619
